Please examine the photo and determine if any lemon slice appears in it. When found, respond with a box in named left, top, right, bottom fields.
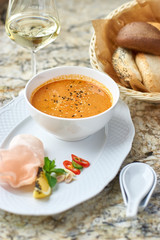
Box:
left=33, top=167, right=51, bottom=199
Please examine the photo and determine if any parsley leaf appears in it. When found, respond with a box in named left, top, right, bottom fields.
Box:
left=50, top=160, right=56, bottom=169
left=43, top=157, right=52, bottom=172
left=51, top=168, right=66, bottom=174
left=43, top=157, right=65, bottom=188
left=45, top=173, right=57, bottom=188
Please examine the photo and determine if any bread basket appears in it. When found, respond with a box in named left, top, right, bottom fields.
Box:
left=89, top=0, right=160, bottom=103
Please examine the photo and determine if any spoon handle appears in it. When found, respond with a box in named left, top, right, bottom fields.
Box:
left=126, top=199, right=140, bottom=218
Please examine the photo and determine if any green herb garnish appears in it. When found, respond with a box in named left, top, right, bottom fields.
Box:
left=72, top=160, right=83, bottom=169
left=43, top=157, right=66, bottom=188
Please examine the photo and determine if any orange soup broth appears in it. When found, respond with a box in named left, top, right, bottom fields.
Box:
left=31, top=75, right=113, bottom=118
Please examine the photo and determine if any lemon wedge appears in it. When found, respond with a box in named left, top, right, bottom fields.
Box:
left=33, top=167, right=51, bottom=199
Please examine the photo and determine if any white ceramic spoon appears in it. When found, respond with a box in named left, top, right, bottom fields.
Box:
left=122, top=162, right=154, bottom=218
left=119, top=163, right=157, bottom=211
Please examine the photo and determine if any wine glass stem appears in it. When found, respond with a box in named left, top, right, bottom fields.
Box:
left=31, top=51, right=36, bottom=76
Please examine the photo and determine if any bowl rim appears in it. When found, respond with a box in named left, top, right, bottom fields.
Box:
left=24, top=66, right=120, bottom=121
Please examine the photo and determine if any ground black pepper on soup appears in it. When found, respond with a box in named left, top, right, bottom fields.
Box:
left=31, top=75, right=113, bottom=118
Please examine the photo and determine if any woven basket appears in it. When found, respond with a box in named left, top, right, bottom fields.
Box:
left=89, top=0, right=160, bottom=103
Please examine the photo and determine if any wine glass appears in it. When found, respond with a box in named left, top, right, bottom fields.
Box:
left=5, top=0, right=60, bottom=76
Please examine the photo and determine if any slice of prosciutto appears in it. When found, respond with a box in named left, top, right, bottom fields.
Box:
left=0, top=135, right=44, bottom=188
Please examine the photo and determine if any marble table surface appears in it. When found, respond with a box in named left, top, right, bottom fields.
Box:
left=0, top=0, right=160, bottom=239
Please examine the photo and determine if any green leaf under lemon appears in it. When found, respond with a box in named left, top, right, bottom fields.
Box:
left=45, top=172, right=57, bottom=188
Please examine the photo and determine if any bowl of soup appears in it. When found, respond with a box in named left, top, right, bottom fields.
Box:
left=24, top=66, right=119, bottom=141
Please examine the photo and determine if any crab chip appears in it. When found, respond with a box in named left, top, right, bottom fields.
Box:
left=9, top=134, right=44, bottom=165
left=0, top=134, right=44, bottom=188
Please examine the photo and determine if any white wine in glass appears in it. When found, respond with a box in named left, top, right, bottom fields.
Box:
left=5, top=0, right=60, bottom=76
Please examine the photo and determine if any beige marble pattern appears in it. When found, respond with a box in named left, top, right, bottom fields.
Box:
left=0, top=0, right=160, bottom=239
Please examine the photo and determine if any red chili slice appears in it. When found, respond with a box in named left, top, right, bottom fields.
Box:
left=71, top=154, right=90, bottom=168
left=63, top=160, right=81, bottom=175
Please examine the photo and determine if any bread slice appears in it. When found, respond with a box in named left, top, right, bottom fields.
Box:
left=149, top=22, right=160, bottom=31
left=112, top=47, right=142, bottom=88
left=116, top=22, right=160, bottom=55
left=135, top=53, right=160, bottom=92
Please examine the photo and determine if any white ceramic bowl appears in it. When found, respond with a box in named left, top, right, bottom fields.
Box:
left=24, top=66, right=119, bottom=141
